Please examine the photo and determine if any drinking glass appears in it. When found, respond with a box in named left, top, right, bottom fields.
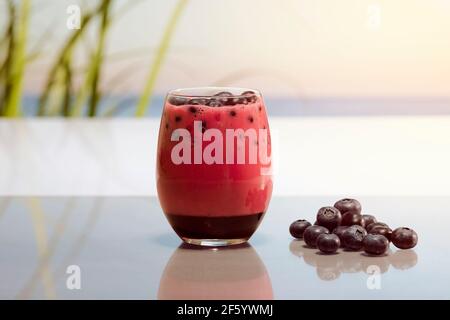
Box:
left=156, top=87, right=273, bottom=246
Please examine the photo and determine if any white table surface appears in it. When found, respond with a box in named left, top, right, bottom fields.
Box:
left=1, top=117, right=450, bottom=196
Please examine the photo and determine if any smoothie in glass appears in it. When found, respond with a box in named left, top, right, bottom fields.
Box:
left=156, top=87, right=272, bottom=246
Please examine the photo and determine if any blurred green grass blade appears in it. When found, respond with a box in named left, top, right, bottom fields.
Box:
left=70, top=52, right=96, bottom=117
left=37, top=2, right=108, bottom=116
left=0, top=0, right=16, bottom=116
left=135, top=0, right=188, bottom=117
left=62, top=58, right=73, bottom=116
left=87, top=0, right=112, bottom=117
left=4, top=0, right=30, bottom=117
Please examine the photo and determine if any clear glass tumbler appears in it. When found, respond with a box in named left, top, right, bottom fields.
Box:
left=156, top=87, right=273, bottom=246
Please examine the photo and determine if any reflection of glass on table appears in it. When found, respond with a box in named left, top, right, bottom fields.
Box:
left=158, top=243, right=273, bottom=300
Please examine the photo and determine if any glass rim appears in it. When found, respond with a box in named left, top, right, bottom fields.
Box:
left=167, top=86, right=261, bottom=99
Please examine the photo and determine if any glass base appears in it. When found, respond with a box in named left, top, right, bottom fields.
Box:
left=181, top=237, right=248, bottom=247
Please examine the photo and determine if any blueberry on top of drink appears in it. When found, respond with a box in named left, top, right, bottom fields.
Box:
left=168, top=90, right=259, bottom=108
left=213, top=91, right=236, bottom=106
left=168, top=96, right=188, bottom=106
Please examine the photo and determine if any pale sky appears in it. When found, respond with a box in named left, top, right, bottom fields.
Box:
left=4, top=0, right=450, bottom=97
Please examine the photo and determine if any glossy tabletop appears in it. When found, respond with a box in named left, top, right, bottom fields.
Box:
left=0, top=196, right=448, bottom=299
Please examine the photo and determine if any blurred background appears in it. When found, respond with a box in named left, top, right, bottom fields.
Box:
left=2, top=0, right=450, bottom=117
left=1, top=0, right=450, bottom=196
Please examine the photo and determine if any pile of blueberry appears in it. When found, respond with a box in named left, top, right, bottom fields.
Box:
left=289, top=198, right=418, bottom=256
left=169, top=91, right=258, bottom=107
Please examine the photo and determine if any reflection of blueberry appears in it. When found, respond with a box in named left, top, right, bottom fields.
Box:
left=175, top=116, right=182, bottom=122
left=248, top=116, right=254, bottom=123
left=389, top=249, right=418, bottom=270
left=168, top=96, right=188, bottom=106
left=317, top=267, right=341, bottom=281
left=165, top=123, right=169, bottom=129
left=230, top=110, right=237, bottom=117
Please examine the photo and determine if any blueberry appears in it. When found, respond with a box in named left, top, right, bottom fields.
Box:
left=188, top=99, right=207, bottom=106
left=361, top=214, right=377, bottom=228
left=168, top=96, right=188, bottom=106
left=236, top=97, right=248, bottom=105
left=289, top=219, right=312, bottom=239
left=332, top=226, right=348, bottom=246
left=303, top=225, right=329, bottom=248
left=341, top=212, right=363, bottom=226
left=214, top=91, right=236, bottom=106
left=342, top=225, right=367, bottom=251
left=248, top=116, right=254, bottom=123
left=207, top=98, right=222, bottom=107
left=316, top=206, right=342, bottom=232
left=363, top=234, right=390, bottom=256
left=369, top=226, right=392, bottom=241
left=391, top=227, right=418, bottom=249
left=334, top=198, right=362, bottom=215
left=229, top=110, right=237, bottom=117
left=316, top=234, right=340, bottom=254
left=366, top=222, right=389, bottom=233
left=241, top=90, right=257, bottom=103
